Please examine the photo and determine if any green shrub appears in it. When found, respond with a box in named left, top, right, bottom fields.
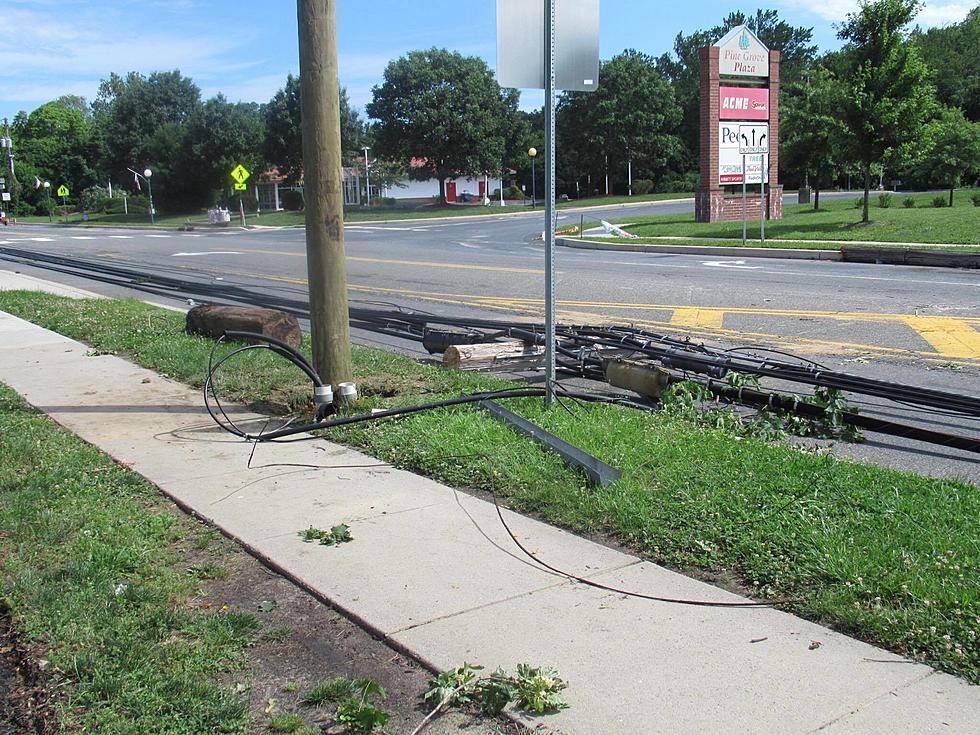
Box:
left=854, top=197, right=864, bottom=209
left=632, top=179, right=654, bottom=195
left=282, top=189, right=304, bottom=211
left=971, top=193, right=980, bottom=207
left=505, top=185, right=525, bottom=200
left=80, top=186, right=113, bottom=213
left=932, top=196, right=947, bottom=208
left=657, top=172, right=699, bottom=194
left=877, top=192, right=892, bottom=208
left=903, top=196, right=916, bottom=208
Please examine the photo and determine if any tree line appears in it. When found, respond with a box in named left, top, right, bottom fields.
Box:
left=5, top=0, right=978, bottom=219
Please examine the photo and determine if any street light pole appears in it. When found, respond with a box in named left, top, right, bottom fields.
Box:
left=528, top=147, right=537, bottom=208
left=363, top=146, right=371, bottom=207
left=144, top=168, right=155, bottom=224
left=43, top=181, right=51, bottom=222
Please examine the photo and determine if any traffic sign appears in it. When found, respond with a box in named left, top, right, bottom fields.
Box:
left=233, top=182, right=248, bottom=191
left=57, top=185, right=70, bottom=197
left=1, top=193, right=10, bottom=202
left=230, top=164, right=251, bottom=185
left=738, top=124, right=769, bottom=155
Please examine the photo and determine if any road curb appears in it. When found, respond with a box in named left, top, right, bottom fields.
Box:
left=556, top=237, right=843, bottom=261
left=841, top=246, right=980, bottom=269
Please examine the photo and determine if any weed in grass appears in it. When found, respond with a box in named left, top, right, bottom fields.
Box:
left=878, top=193, right=892, bottom=208
left=334, top=680, right=389, bottom=733
left=194, top=529, right=222, bottom=550
left=258, top=599, right=279, bottom=613
left=302, top=677, right=360, bottom=707
left=187, top=563, right=229, bottom=580
left=299, top=524, right=353, bottom=546
left=282, top=682, right=300, bottom=693
left=263, top=625, right=295, bottom=643
left=972, top=193, right=980, bottom=207
left=268, top=712, right=306, bottom=732
left=903, top=196, right=916, bottom=208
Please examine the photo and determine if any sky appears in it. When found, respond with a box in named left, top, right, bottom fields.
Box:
left=2, top=0, right=976, bottom=123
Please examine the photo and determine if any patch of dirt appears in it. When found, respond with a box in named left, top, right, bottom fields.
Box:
left=175, top=522, right=532, bottom=735
left=0, top=609, right=56, bottom=735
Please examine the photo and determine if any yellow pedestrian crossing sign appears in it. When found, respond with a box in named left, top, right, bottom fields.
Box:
left=57, top=185, right=70, bottom=197
left=230, top=164, right=251, bottom=185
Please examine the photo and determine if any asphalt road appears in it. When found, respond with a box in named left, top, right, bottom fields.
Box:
left=1, top=192, right=977, bottom=483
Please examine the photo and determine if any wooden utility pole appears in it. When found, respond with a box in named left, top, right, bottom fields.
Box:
left=297, top=0, right=353, bottom=386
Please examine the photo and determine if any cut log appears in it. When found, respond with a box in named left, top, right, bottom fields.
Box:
left=604, top=359, right=670, bottom=399
left=443, top=340, right=544, bottom=369
left=185, top=305, right=303, bottom=349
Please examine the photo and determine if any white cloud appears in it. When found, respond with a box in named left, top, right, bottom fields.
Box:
left=777, top=0, right=975, bottom=26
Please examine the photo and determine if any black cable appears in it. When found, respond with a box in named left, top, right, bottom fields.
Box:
left=487, top=488, right=775, bottom=609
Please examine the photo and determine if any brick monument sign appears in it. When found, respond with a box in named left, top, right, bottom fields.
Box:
left=696, top=26, right=783, bottom=222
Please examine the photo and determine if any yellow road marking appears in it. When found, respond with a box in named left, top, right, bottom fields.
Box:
left=902, top=316, right=980, bottom=360
left=670, top=308, right=725, bottom=330
left=239, top=249, right=542, bottom=276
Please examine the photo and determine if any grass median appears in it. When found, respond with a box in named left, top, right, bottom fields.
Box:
left=618, top=190, right=980, bottom=246
left=1, top=292, right=978, bottom=685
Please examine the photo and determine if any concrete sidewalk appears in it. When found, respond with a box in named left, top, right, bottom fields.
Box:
left=1, top=273, right=978, bottom=733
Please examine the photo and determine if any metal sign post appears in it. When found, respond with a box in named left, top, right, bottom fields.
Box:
left=497, top=0, right=599, bottom=408
left=543, top=0, right=557, bottom=406
left=737, top=124, right=769, bottom=245
left=741, top=154, right=747, bottom=246
left=760, top=152, right=766, bottom=243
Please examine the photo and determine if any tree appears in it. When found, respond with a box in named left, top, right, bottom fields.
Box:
left=780, top=67, right=848, bottom=209
left=11, top=99, right=98, bottom=213
left=914, top=106, right=980, bottom=206
left=558, top=51, right=683, bottom=195
left=173, top=96, right=265, bottom=209
left=264, top=74, right=365, bottom=182
left=367, top=49, right=519, bottom=204
left=92, top=70, right=201, bottom=184
left=914, top=7, right=980, bottom=121
left=837, top=0, right=935, bottom=223
left=657, top=9, right=817, bottom=168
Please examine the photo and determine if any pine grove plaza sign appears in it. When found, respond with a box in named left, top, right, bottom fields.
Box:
left=717, top=25, right=769, bottom=78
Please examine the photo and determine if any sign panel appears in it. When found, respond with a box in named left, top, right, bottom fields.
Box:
left=57, top=185, right=70, bottom=197
left=230, top=164, right=251, bottom=184
left=1, top=193, right=10, bottom=202
left=496, top=0, right=600, bottom=92
left=719, top=123, right=768, bottom=185
left=738, top=124, right=769, bottom=155
left=720, top=86, right=769, bottom=121
left=717, top=25, right=769, bottom=78
left=233, top=182, right=248, bottom=191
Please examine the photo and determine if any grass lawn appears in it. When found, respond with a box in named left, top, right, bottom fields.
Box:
left=0, top=383, right=258, bottom=733
left=1, top=293, right=978, bottom=685
left=619, top=190, right=980, bottom=245
left=14, top=192, right=691, bottom=230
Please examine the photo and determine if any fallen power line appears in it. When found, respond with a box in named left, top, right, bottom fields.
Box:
left=3, top=245, right=978, bottom=454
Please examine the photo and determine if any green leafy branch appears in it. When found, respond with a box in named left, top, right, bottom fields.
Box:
left=299, top=523, right=353, bottom=546
left=412, top=662, right=568, bottom=735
